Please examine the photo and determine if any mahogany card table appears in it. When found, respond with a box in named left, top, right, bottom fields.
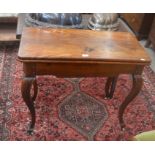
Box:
left=18, top=27, right=151, bottom=134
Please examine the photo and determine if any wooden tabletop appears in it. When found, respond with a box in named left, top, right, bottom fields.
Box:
left=18, top=27, right=151, bottom=64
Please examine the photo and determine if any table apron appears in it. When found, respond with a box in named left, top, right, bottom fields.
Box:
left=23, top=62, right=144, bottom=77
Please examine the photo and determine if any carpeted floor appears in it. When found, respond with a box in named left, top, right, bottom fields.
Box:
left=0, top=45, right=155, bottom=141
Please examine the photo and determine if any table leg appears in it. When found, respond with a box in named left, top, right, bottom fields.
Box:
left=21, top=77, right=38, bottom=134
left=32, top=79, right=38, bottom=101
left=119, top=74, right=143, bottom=129
left=105, top=77, right=118, bottom=99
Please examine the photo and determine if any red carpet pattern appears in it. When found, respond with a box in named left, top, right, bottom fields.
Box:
left=0, top=45, right=155, bottom=140
left=59, top=78, right=108, bottom=140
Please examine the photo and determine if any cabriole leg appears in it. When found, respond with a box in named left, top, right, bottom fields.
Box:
left=105, top=76, right=118, bottom=99
left=119, top=74, right=143, bottom=130
left=21, top=77, right=38, bottom=134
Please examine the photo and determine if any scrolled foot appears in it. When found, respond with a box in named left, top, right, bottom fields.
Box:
left=104, top=96, right=112, bottom=100
left=27, top=127, right=34, bottom=135
left=120, top=123, right=125, bottom=131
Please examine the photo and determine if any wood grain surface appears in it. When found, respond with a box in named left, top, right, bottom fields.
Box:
left=18, top=27, right=150, bottom=64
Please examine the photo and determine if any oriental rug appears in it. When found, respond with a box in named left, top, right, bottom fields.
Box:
left=0, top=45, right=155, bottom=140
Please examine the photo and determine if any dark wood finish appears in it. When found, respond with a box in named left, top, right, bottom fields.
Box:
left=21, top=77, right=37, bottom=134
left=119, top=74, right=143, bottom=128
left=18, top=27, right=151, bottom=133
left=18, top=28, right=150, bottom=63
left=121, top=13, right=154, bottom=40
left=105, top=76, right=118, bottom=99
left=145, top=16, right=155, bottom=50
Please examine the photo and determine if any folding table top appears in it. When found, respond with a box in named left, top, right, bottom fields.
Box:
left=18, top=27, right=150, bottom=64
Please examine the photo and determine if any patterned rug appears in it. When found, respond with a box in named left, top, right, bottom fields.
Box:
left=0, top=45, right=155, bottom=141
